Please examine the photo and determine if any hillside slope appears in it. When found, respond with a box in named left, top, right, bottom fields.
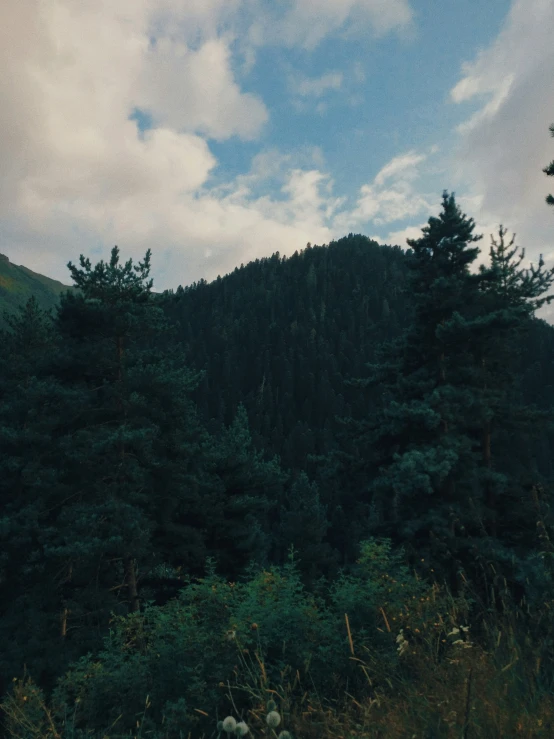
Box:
left=0, top=253, right=75, bottom=328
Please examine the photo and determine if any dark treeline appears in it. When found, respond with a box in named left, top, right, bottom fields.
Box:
left=1, top=131, right=554, bottom=737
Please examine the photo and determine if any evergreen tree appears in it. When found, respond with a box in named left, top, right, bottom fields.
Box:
left=344, top=192, right=554, bottom=602
left=275, top=471, right=338, bottom=586
left=0, top=248, right=212, bottom=691
left=472, top=226, right=554, bottom=544
left=47, top=246, right=165, bottom=618
left=203, top=403, right=288, bottom=580
left=0, top=297, right=89, bottom=692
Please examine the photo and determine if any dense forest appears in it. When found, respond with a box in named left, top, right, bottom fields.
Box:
left=1, top=130, right=554, bottom=737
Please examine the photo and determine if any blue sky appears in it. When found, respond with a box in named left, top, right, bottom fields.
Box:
left=2, top=0, right=554, bottom=321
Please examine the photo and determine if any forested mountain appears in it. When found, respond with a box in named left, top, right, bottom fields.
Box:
left=2, top=186, right=554, bottom=736
left=155, top=233, right=554, bottom=475
left=153, top=231, right=554, bottom=573
left=158, top=236, right=410, bottom=454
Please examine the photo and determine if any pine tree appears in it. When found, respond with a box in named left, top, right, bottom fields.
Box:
left=0, top=297, right=84, bottom=692
left=472, top=226, right=554, bottom=545
left=275, top=471, right=338, bottom=586
left=48, top=246, right=163, bottom=617
left=203, top=403, right=287, bottom=580
left=0, top=248, right=213, bottom=691
left=345, top=192, right=554, bottom=601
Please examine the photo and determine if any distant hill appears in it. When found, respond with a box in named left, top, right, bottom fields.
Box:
left=0, top=252, right=76, bottom=328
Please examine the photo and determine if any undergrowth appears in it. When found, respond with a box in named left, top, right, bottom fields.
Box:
left=2, top=537, right=554, bottom=739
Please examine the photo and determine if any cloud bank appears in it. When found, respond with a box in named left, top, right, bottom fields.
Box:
left=449, top=0, right=554, bottom=320
left=0, top=0, right=416, bottom=289
left=2, top=0, right=553, bottom=330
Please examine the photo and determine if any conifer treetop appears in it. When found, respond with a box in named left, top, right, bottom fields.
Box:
left=479, top=225, right=554, bottom=314
left=67, top=246, right=154, bottom=305
left=406, top=190, right=483, bottom=274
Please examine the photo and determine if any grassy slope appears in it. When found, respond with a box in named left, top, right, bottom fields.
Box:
left=0, top=253, right=76, bottom=328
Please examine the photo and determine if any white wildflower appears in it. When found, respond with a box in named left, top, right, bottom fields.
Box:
left=222, top=716, right=237, bottom=733
left=266, top=711, right=281, bottom=728
left=396, top=629, right=410, bottom=656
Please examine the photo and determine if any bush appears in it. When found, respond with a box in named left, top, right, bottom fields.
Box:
left=3, top=539, right=554, bottom=738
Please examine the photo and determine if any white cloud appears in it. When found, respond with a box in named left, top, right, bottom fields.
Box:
left=374, top=151, right=426, bottom=187
left=383, top=223, right=426, bottom=247
left=137, top=36, right=268, bottom=140
left=290, top=71, right=344, bottom=98
left=448, top=0, right=554, bottom=322
left=0, top=0, right=421, bottom=291
left=259, top=0, right=415, bottom=50
left=0, top=0, right=276, bottom=286
left=453, top=75, right=515, bottom=135
left=287, top=64, right=367, bottom=115
left=333, top=150, right=434, bottom=231
left=149, top=0, right=243, bottom=43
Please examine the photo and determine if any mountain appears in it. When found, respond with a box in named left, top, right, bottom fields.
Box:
left=0, top=252, right=76, bottom=328
left=154, top=234, right=554, bottom=479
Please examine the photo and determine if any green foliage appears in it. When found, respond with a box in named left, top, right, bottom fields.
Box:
left=230, top=557, right=341, bottom=695
left=275, top=471, right=338, bottom=584
left=8, top=535, right=552, bottom=739
left=337, top=192, right=554, bottom=606
left=1, top=672, right=55, bottom=739
left=155, top=230, right=554, bottom=575
left=0, top=539, right=456, bottom=738
left=0, top=248, right=214, bottom=694
left=328, top=537, right=462, bottom=675
left=50, top=567, right=241, bottom=737
left=203, top=403, right=288, bottom=580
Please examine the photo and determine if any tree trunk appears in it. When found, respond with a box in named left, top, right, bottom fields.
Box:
left=117, top=334, right=125, bottom=459
left=60, top=561, right=73, bottom=637
left=60, top=608, right=69, bottom=637
left=483, top=418, right=496, bottom=537
left=124, top=555, right=140, bottom=613
left=481, top=357, right=497, bottom=538
left=117, top=336, right=139, bottom=613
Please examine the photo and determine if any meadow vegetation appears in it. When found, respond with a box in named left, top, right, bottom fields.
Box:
left=2, top=531, right=554, bottom=738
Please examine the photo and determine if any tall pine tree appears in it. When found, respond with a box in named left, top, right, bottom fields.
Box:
left=0, top=248, right=212, bottom=691
left=345, top=192, right=554, bottom=602
left=0, top=297, right=73, bottom=694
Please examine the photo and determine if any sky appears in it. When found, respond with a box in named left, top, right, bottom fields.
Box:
left=2, top=0, right=554, bottom=322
